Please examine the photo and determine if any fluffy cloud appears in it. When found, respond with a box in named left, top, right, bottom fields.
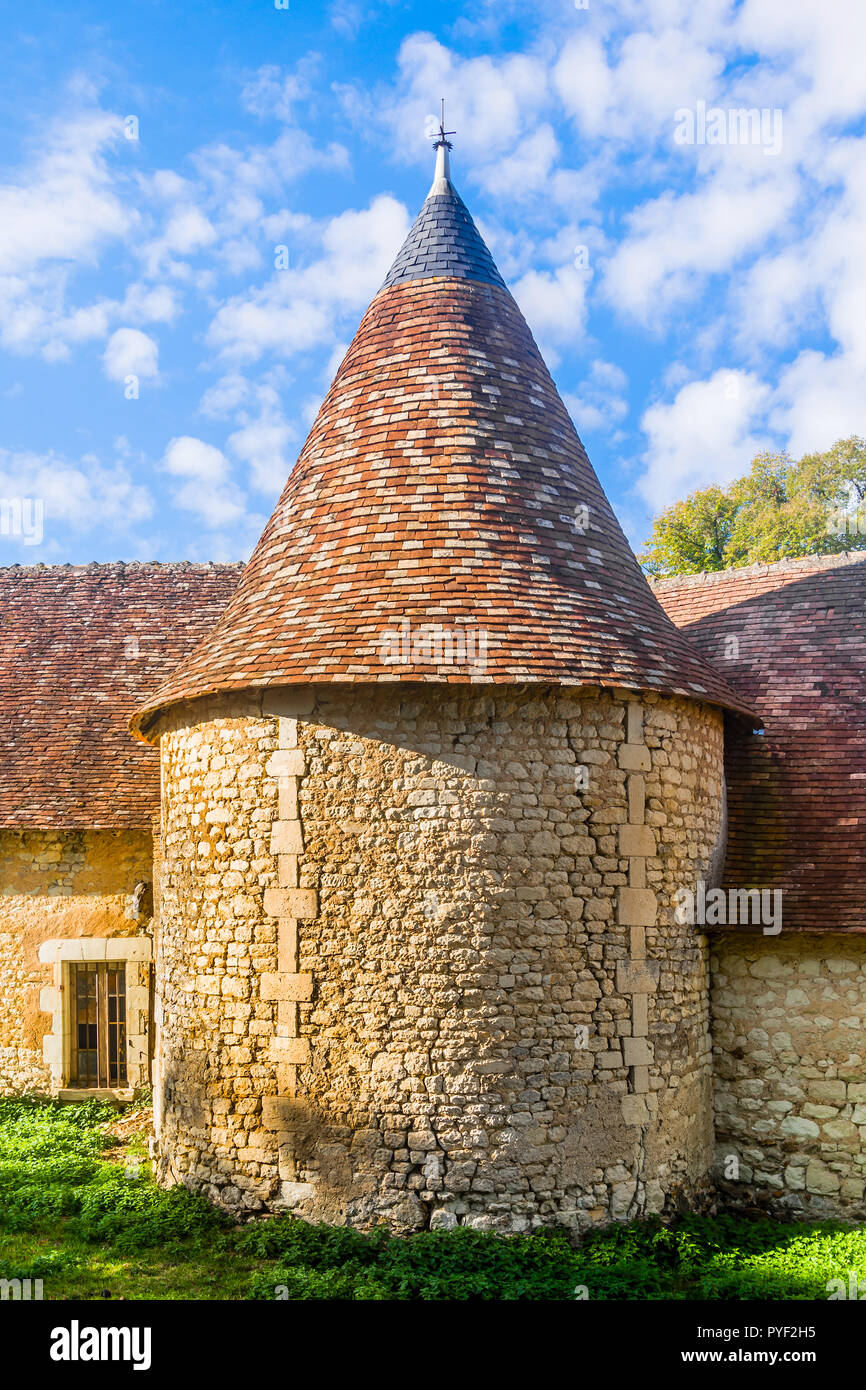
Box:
left=103, top=328, right=159, bottom=383
left=207, top=195, right=409, bottom=361
left=0, top=446, right=152, bottom=556
left=161, top=436, right=246, bottom=528
left=563, top=359, right=629, bottom=437
left=638, top=369, right=772, bottom=505
left=0, top=110, right=129, bottom=276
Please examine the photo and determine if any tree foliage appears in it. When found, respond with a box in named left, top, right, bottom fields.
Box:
left=639, top=436, right=866, bottom=577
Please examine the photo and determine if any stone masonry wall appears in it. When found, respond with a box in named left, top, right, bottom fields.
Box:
left=153, top=685, right=724, bottom=1232
left=712, top=934, right=866, bottom=1219
left=0, top=829, right=153, bottom=1094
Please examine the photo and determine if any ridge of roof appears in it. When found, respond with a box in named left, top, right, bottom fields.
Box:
left=650, top=550, right=866, bottom=591
left=0, top=560, right=245, bottom=576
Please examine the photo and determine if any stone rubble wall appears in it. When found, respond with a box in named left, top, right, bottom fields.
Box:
left=0, top=829, right=152, bottom=1094
left=153, top=684, right=725, bottom=1232
left=712, top=934, right=866, bottom=1218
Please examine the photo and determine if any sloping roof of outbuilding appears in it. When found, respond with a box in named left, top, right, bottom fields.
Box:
left=654, top=552, right=866, bottom=932
left=0, top=562, right=241, bottom=828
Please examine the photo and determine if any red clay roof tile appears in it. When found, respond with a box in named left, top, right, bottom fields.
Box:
left=0, top=562, right=241, bottom=828
left=655, top=552, right=866, bottom=932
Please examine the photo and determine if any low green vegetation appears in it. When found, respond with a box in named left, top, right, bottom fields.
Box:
left=1, top=1098, right=864, bottom=1300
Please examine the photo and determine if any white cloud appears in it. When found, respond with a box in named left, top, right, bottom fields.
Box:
left=0, top=110, right=130, bottom=275
left=103, top=328, right=159, bottom=382
left=207, top=195, right=410, bottom=361
left=563, top=358, right=629, bottom=436
left=511, top=264, right=591, bottom=362
left=241, top=60, right=319, bottom=123
left=0, top=447, right=152, bottom=554
left=161, top=435, right=246, bottom=527
left=228, top=411, right=294, bottom=496
left=602, top=167, right=799, bottom=324
left=637, top=368, right=773, bottom=505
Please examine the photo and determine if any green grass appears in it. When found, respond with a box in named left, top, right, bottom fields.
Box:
left=1, top=1097, right=864, bottom=1300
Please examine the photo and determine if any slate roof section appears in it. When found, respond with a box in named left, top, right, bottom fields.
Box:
left=380, top=178, right=506, bottom=291
left=0, top=563, right=241, bottom=828
left=654, top=553, right=866, bottom=933
left=132, top=161, right=752, bottom=738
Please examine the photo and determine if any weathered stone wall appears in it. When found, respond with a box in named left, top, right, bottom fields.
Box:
left=712, top=935, right=866, bottom=1219
left=0, top=830, right=153, bottom=1094
left=153, top=685, right=724, bottom=1232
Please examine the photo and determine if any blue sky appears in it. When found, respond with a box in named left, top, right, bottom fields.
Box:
left=0, top=0, right=864, bottom=563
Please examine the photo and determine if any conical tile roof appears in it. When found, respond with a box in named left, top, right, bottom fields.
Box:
left=132, top=151, right=753, bottom=738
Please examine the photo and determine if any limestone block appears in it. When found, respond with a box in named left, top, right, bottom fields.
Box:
left=263, top=688, right=316, bottom=720
left=617, top=888, right=657, bottom=927
left=626, top=703, right=643, bottom=743
left=632, top=994, right=649, bottom=1037
left=264, top=887, right=317, bottom=920
left=266, top=750, right=306, bottom=779
left=781, top=1115, right=820, bottom=1139
left=618, top=744, right=651, bottom=772
left=628, top=774, right=645, bottom=824
left=805, top=1163, right=840, bottom=1195
left=279, top=1181, right=315, bottom=1206
left=262, top=1096, right=306, bottom=1132
left=619, top=824, right=656, bottom=857
left=621, top=1094, right=649, bottom=1126
left=260, top=972, right=313, bottom=1002
left=616, top=959, right=660, bottom=995
left=596, top=1050, right=623, bottom=1069
left=269, top=1037, right=310, bottom=1065
left=623, top=1036, right=654, bottom=1067
left=270, top=820, right=304, bottom=855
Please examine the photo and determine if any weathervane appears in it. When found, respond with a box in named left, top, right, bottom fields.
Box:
left=433, top=98, right=456, bottom=151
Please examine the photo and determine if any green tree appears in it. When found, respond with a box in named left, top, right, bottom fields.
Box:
left=639, top=436, right=866, bottom=577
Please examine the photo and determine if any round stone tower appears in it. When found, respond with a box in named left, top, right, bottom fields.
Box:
left=132, top=139, right=751, bottom=1233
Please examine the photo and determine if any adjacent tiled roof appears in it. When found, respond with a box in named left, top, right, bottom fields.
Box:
left=132, top=168, right=751, bottom=738
left=0, top=563, right=241, bottom=828
left=654, top=553, right=866, bottom=932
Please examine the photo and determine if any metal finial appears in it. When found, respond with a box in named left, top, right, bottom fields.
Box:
left=433, top=97, right=456, bottom=151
